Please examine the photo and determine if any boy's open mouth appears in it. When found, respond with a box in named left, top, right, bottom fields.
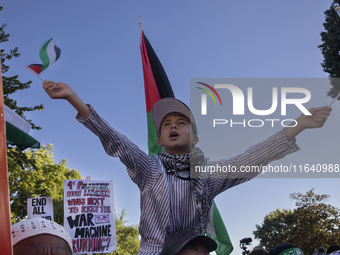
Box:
left=169, top=132, right=179, bottom=138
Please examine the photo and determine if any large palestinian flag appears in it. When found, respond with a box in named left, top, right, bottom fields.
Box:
left=139, top=29, right=174, bottom=155
left=5, top=105, right=40, bottom=150
left=139, top=28, right=233, bottom=255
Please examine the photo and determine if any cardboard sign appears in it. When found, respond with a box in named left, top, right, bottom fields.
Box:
left=27, top=197, right=54, bottom=221
left=64, top=180, right=117, bottom=254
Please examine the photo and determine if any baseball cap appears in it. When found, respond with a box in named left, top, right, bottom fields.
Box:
left=152, top=98, right=197, bottom=136
left=269, top=244, right=304, bottom=255
left=162, top=230, right=217, bottom=255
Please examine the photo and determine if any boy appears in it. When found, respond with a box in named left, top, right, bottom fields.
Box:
left=43, top=80, right=331, bottom=255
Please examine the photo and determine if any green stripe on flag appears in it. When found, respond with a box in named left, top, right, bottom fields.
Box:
left=206, top=201, right=233, bottom=255
left=39, top=38, right=53, bottom=72
left=6, top=122, right=40, bottom=150
left=147, top=111, right=164, bottom=155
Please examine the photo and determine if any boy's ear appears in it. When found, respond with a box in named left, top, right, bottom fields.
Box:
left=157, top=137, right=163, bottom=146
left=192, top=135, right=199, bottom=145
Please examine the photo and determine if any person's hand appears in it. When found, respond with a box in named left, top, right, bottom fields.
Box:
left=296, top=106, right=332, bottom=129
left=285, top=106, right=331, bottom=141
left=43, top=80, right=92, bottom=119
left=43, top=81, right=75, bottom=100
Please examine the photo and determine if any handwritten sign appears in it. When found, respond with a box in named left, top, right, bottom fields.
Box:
left=64, top=180, right=117, bottom=254
left=27, top=197, right=53, bottom=221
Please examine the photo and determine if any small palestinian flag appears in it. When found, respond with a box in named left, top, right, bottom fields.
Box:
left=27, top=38, right=61, bottom=75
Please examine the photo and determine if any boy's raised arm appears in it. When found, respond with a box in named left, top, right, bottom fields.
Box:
left=285, top=106, right=331, bottom=141
left=43, top=80, right=92, bottom=120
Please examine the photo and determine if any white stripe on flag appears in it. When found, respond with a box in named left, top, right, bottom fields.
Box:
left=206, top=202, right=217, bottom=238
left=4, top=105, right=31, bottom=133
left=46, top=39, right=57, bottom=67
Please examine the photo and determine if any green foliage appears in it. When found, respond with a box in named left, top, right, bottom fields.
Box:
left=253, top=209, right=293, bottom=250
left=95, top=209, right=140, bottom=255
left=1, top=6, right=76, bottom=225
left=253, top=189, right=340, bottom=255
left=1, top=6, right=43, bottom=130
left=319, top=1, right=340, bottom=98
left=113, top=209, right=140, bottom=255
left=1, top=9, right=140, bottom=255
left=8, top=144, right=82, bottom=225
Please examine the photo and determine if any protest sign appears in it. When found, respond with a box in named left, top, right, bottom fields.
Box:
left=64, top=179, right=117, bottom=254
left=27, top=197, right=54, bottom=221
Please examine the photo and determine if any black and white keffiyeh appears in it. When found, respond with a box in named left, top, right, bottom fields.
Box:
left=158, top=147, right=210, bottom=233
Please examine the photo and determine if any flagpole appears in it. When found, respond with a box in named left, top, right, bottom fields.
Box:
left=25, top=66, right=44, bottom=82
left=0, top=60, right=14, bottom=255
left=329, top=92, right=340, bottom=107
left=139, top=16, right=143, bottom=43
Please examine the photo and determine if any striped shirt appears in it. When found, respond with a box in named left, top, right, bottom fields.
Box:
left=77, top=106, right=299, bottom=255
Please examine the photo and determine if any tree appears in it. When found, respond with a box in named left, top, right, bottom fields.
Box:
left=253, top=189, right=340, bottom=255
left=95, top=209, right=140, bottom=255
left=8, top=144, right=82, bottom=225
left=319, top=1, right=340, bottom=99
left=253, top=209, right=293, bottom=250
left=1, top=10, right=140, bottom=255
left=1, top=7, right=80, bottom=225
left=1, top=6, right=43, bottom=130
left=113, top=209, right=140, bottom=255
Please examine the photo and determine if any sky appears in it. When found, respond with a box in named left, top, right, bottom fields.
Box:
left=2, top=0, right=340, bottom=254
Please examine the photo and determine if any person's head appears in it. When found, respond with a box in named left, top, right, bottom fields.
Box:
left=152, top=98, right=198, bottom=155
left=269, top=244, right=304, bottom=255
left=250, top=247, right=269, bottom=255
left=327, top=245, right=340, bottom=255
left=162, top=229, right=217, bottom=255
left=329, top=251, right=340, bottom=255
left=314, top=247, right=326, bottom=255
left=12, top=217, right=72, bottom=255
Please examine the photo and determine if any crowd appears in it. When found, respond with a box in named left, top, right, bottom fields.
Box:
left=246, top=244, right=340, bottom=255
left=11, top=216, right=340, bottom=255
left=39, top=81, right=331, bottom=255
